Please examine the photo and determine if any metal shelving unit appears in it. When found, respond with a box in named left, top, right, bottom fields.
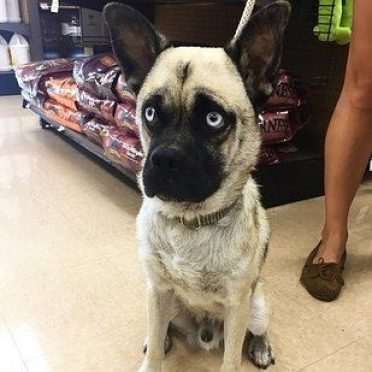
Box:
left=0, top=3, right=43, bottom=61
left=0, top=22, right=31, bottom=35
left=0, top=2, right=43, bottom=95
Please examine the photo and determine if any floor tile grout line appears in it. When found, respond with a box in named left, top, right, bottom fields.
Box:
left=0, top=310, right=29, bottom=371
left=296, top=336, right=366, bottom=371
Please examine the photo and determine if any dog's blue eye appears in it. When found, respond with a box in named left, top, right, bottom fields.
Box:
left=145, top=106, right=156, bottom=123
left=206, top=111, right=224, bottom=129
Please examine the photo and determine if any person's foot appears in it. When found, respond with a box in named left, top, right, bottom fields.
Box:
left=312, top=233, right=347, bottom=264
left=300, top=239, right=347, bottom=302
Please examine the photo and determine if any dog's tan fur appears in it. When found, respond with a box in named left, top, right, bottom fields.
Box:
left=104, top=2, right=290, bottom=371
left=136, top=48, right=271, bottom=372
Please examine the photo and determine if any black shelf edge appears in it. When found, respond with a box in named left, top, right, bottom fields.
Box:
left=0, top=70, right=19, bottom=95
left=27, top=102, right=138, bottom=184
left=255, top=152, right=325, bottom=208
left=0, top=22, right=31, bottom=36
left=0, top=70, right=14, bottom=75
left=132, top=0, right=246, bottom=3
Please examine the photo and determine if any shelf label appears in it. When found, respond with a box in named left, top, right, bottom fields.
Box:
left=51, top=0, right=59, bottom=13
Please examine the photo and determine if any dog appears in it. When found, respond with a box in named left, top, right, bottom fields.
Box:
left=104, top=2, right=290, bottom=371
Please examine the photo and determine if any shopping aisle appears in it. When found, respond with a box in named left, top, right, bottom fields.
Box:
left=0, top=96, right=371, bottom=371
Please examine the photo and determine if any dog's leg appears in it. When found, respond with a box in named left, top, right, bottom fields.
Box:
left=143, top=327, right=172, bottom=355
left=139, top=287, right=174, bottom=372
left=246, top=279, right=275, bottom=369
left=171, top=310, right=199, bottom=348
left=221, top=299, right=250, bottom=372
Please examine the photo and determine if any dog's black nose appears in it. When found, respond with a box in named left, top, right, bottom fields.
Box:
left=200, top=329, right=214, bottom=343
left=151, top=147, right=185, bottom=172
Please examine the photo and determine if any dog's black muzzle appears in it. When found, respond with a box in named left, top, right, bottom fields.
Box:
left=142, top=145, right=222, bottom=203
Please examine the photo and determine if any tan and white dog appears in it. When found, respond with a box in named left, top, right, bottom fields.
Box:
left=104, top=2, right=290, bottom=371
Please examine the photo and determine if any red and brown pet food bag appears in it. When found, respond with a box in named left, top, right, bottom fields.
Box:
left=82, top=119, right=107, bottom=147
left=114, top=102, right=138, bottom=135
left=43, top=99, right=92, bottom=133
left=45, top=75, right=78, bottom=111
left=77, top=89, right=117, bottom=124
left=15, top=59, right=74, bottom=97
left=21, top=90, right=45, bottom=109
left=101, top=127, right=143, bottom=173
left=115, top=72, right=137, bottom=104
left=258, top=146, right=282, bottom=166
left=266, top=70, right=303, bottom=109
left=73, top=54, right=121, bottom=100
left=259, top=110, right=294, bottom=145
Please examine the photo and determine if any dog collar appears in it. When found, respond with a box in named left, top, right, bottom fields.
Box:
left=175, top=202, right=238, bottom=231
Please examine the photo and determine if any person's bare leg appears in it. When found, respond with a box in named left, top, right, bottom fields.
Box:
left=313, top=0, right=372, bottom=264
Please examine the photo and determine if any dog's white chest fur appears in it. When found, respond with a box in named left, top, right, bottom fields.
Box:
left=137, top=179, right=269, bottom=316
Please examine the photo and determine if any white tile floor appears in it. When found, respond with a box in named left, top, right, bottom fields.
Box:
left=0, top=96, right=371, bottom=371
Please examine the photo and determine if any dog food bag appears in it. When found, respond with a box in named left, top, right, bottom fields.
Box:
left=77, top=89, right=117, bottom=124
left=73, top=54, right=120, bottom=99
left=114, top=102, right=138, bottom=135
left=259, top=146, right=282, bottom=166
left=44, top=74, right=78, bottom=111
left=98, top=66, right=123, bottom=101
left=43, top=99, right=92, bottom=133
left=115, top=72, right=137, bottom=104
left=259, top=110, right=295, bottom=145
left=82, top=119, right=107, bottom=147
left=101, top=126, right=143, bottom=173
left=15, top=59, right=74, bottom=96
left=266, top=70, right=303, bottom=109
left=21, top=89, right=45, bottom=109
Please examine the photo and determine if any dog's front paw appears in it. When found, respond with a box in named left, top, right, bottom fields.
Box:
left=245, top=332, right=275, bottom=369
left=138, top=360, right=161, bottom=372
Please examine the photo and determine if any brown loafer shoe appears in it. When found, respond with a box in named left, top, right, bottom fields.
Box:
left=300, top=242, right=347, bottom=302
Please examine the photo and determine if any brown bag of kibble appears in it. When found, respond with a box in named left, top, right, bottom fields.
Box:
left=114, top=102, right=138, bottom=135
left=73, top=54, right=121, bottom=100
left=82, top=119, right=107, bottom=147
left=115, top=72, right=137, bottom=104
left=45, top=75, right=78, bottom=111
left=77, top=89, right=117, bottom=124
left=15, top=59, right=74, bottom=97
left=43, top=99, right=92, bottom=133
left=101, top=126, right=143, bottom=173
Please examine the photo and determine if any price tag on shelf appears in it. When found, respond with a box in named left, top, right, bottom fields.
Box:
left=51, top=0, right=59, bottom=13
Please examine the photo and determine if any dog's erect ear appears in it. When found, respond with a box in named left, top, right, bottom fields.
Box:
left=103, top=3, right=168, bottom=92
left=226, top=1, right=291, bottom=107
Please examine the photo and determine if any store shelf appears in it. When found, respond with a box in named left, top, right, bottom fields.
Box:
left=0, top=70, right=14, bottom=75
left=26, top=102, right=137, bottom=184
left=254, top=151, right=324, bottom=208
left=0, top=22, right=31, bottom=36
left=135, top=0, right=245, bottom=3
left=25, top=100, right=324, bottom=208
left=0, top=70, right=19, bottom=96
left=63, top=0, right=245, bottom=5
